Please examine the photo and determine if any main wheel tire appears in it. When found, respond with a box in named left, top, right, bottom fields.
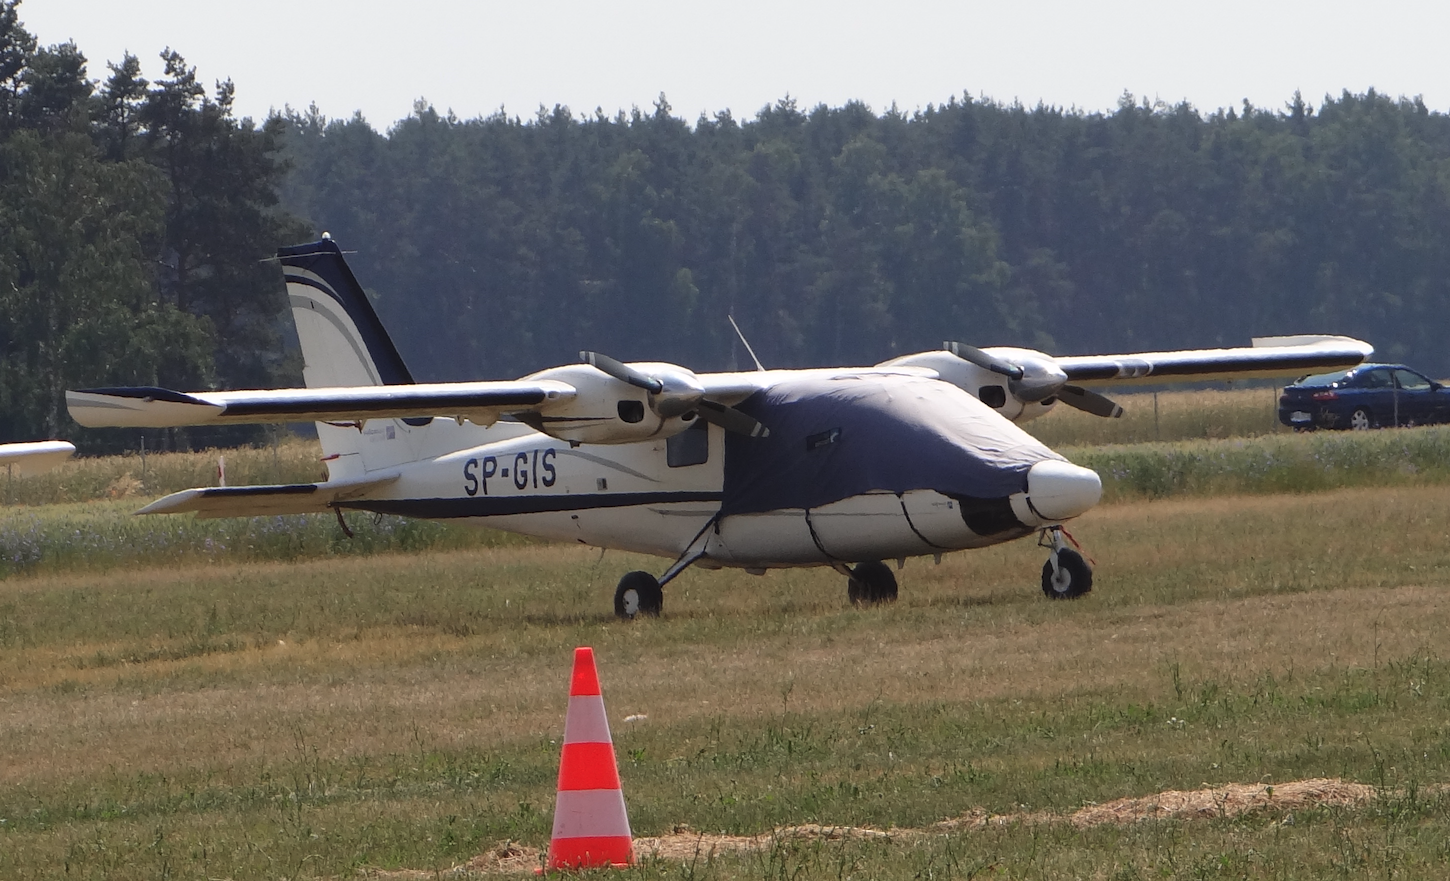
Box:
left=1041, top=548, right=1093, bottom=600
left=1349, top=408, right=1373, bottom=431
left=613, top=571, right=663, bottom=619
left=848, top=560, right=899, bottom=606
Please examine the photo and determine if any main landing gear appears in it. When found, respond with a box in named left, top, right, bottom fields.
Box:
left=614, top=571, right=664, bottom=619
left=1040, top=526, right=1092, bottom=599
left=842, top=560, right=898, bottom=606
left=613, top=531, right=1092, bottom=619
left=612, top=559, right=903, bottom=619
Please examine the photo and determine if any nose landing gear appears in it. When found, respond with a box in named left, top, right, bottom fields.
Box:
left=1041, top=526, right=1092, bottom=599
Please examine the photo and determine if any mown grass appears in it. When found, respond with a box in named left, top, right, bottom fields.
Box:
left=2, top=484, right=1450, bottom=878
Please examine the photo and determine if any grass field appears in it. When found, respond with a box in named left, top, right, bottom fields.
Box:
left=1024, top=386, right=1289, bottom=447
left=3, top=465, right=1450, bottom=878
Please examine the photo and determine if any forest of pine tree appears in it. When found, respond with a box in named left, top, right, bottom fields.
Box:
left=6, top=0, right=1450, bottom=448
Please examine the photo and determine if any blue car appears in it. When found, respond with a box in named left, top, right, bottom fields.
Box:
left=1278, top=363, right=1450, bottom=430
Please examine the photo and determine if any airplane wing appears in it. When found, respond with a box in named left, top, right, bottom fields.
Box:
left=136, top=472, right=400, bottom=518
left=1054, top=335, right=1373, bottom=386
left=0, top=440, right=76, bottom=476
left=66, top=381, right=576, bottom=429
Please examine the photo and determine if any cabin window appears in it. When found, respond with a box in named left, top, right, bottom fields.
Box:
left=667, top=419, right=709, bottom=467
left=978, top=385, right=1007, bottom=408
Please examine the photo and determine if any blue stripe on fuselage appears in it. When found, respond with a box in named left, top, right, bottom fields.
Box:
left=338, top=491, right=723, bottom=519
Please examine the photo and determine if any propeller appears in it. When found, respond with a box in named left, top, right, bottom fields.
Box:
left=944, top=341, right=1124, bottom=418
left=581, top=351, right=770, bottom=436
left=696, top=400, right=770, bottom=438
left=944, top=341, right=1023, bottom=380
left=580, top=351, right=663, bottom=394
left=1057, top=385, right=1124, bottom=419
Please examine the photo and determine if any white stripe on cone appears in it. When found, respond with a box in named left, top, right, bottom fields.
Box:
left=563, top=694, right=612, bottom=744
left=551, top=789, right=633, bottom=839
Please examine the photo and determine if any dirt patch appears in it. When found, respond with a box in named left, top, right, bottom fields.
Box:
left=637, top=822, right=895, bottom=862
left=1067, top=778, right=1374, bottom=826
left=379, top=777, right=1426, bottom=876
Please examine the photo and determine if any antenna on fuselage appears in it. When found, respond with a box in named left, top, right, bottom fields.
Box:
left=728, top=314, right=766, bottom=372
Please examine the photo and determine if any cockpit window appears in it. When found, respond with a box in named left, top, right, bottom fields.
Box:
left=666, top=419, right=709, bottom=467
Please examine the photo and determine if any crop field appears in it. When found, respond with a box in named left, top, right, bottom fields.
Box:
left=3, top=413, right=1450, bottom=878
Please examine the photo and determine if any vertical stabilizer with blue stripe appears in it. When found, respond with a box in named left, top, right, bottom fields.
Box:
left=278, top=237, right=492, bottom=475
left=279, top=238, right=416, bottom=389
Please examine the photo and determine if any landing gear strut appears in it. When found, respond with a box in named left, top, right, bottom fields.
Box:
left=846, top=560, right=899, bottom=606
left=1040, top=527, right=1092, bottom=599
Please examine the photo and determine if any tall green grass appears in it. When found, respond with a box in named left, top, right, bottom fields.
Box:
left=1068, top=424, right=1450, bottom=502
left=3, top=425, right=1449, bottom=577
left=1026, top=385, right=1289, bottom=446
left=0, top=437, right=327, bottom=506
left=0, top=500, right=531, bottom=578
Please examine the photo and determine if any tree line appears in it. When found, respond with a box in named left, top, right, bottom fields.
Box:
left=0, top=0, right=302, bottom=448
left=7, top=0, right=1450, bottom=451
left=279, top=89, right=1450, bottom=389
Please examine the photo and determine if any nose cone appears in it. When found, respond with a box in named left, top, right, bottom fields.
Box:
left=1026, top=459, right=1102, bottom=521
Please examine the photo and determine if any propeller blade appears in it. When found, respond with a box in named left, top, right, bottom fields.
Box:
left=696, top=400, right=770, bottom=438
left=580, top=351, right=663, bottom=394
left=1058, top=384, right=1124, bottom=419
left=944, top=341, right=1024, bottom=380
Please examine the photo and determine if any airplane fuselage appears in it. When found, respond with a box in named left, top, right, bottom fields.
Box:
left=324, top=373, right=1102, bottom=570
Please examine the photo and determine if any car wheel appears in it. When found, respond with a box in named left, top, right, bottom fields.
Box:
left=1349, top=408, right=1373, bottom=431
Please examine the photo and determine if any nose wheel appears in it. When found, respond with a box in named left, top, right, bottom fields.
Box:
left=1040, top=527, right=1093, bottom=599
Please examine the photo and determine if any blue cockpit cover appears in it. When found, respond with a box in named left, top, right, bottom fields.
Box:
left=720, top=374, right=1063, bottom=516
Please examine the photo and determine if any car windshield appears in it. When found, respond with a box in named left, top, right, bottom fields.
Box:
left=1296, top=369, right=1352, bottom=386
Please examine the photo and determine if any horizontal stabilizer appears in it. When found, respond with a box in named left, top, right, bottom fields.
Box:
left=137, top=472, right=399, bottom=518
left=67, top=381, right=576, bottom=428
left=0, top=440, right=75, bottom=477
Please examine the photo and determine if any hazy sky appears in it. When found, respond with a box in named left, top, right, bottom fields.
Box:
left=19, top=1, right=1450, bottom=127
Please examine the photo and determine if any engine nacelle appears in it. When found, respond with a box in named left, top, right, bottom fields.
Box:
left=524, top=364, right=700, bottom=444
left=881, top=349, right=1062, bottom=424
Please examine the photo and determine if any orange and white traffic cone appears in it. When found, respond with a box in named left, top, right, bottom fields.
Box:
left=542, top=647, right=634, bottom=871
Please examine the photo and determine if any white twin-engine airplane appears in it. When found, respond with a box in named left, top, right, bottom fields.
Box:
left=67, top=237, right=1371, bottom=618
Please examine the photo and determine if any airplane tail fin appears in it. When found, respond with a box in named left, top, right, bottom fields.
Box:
left=279, top=237, right=415, bottom=389
left=278, top=237, right=448, bottom=475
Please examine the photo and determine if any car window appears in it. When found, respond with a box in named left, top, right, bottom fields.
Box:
left=1298, top=369, right=1351, bottom=386
left=1360, top=369, right=1394, bottom=389
left=1394, top=369, right=1432, bottom=391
